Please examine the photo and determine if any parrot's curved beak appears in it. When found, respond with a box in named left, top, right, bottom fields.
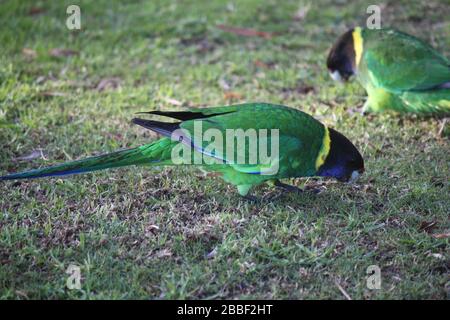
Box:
left=349, top=170, right=360, bottom=183
left=330, top=70, right=343, bottom=82
left=337, top=169, right=364, bottom=183
left=349, top=168, right=365, bottom=183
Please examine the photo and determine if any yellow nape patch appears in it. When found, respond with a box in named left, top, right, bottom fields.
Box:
left=315, top=126, right=331, bottom=170
left=352, top=27, right=364, bottom=67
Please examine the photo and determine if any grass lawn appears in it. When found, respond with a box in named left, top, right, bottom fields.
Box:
left=0, top=0, right=449, bottom=299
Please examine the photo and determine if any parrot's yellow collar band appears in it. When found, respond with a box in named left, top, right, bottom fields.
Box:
left=352, top=27, right=364, bottom=68
left=315, top=126, right=331, bottom=170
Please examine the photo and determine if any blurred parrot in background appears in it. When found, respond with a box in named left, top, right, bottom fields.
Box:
left=327, top=27, right=450, bottom=115
left=0, top=103, right=364, bottom=199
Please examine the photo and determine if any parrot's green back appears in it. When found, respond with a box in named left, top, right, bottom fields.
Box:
left=355, top=27, right=450, bottom=115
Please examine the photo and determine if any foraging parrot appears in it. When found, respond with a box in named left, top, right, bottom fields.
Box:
left=327, top=27, right=450, bottom=115
left=0, top=103, right=364, bottom=199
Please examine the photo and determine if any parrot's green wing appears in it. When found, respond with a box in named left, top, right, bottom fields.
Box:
left=362, top=29, right=450, bottom=93
left=180, top=103, right=323, bottom=177
left=141, top=103, right=326, bottom=178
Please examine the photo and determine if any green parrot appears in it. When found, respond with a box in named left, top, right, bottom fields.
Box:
left=0, top=103, right=364, bottom=199
left=327, top=27, right=450, bottom=115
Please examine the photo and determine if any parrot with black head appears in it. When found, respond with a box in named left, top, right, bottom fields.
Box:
left=327, top=27, right=450, bottom=115
left=1, top=103, right=364, bottom=200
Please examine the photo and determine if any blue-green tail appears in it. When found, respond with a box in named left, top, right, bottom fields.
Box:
left=0, top=138, right=176, bottom=181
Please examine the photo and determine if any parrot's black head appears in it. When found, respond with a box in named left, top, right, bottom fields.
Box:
left=317, top=128, right=364, bottom=183
left=327, top=28, right=357, bottom=82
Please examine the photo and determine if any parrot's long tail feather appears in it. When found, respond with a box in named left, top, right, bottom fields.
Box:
left=0, top=138, right=175, bottom=180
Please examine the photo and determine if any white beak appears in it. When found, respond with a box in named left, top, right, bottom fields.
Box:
left=349, top=170, right=360, bottom=183
left=330, top=70, right=343, bottom=82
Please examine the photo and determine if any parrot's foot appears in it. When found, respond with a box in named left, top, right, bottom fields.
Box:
left=362, top=97, right=389, bottom=115
left=241, top=194, right=259, bottom=202
left=274, top=180, right=304, bottom=193
left=361, top=109, right=368, bottom=116
left=274, top=180, right=321, bottom=195
left=361, top=101, right=372, bottom=116
left=304, top=186, right=321, bottom=194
